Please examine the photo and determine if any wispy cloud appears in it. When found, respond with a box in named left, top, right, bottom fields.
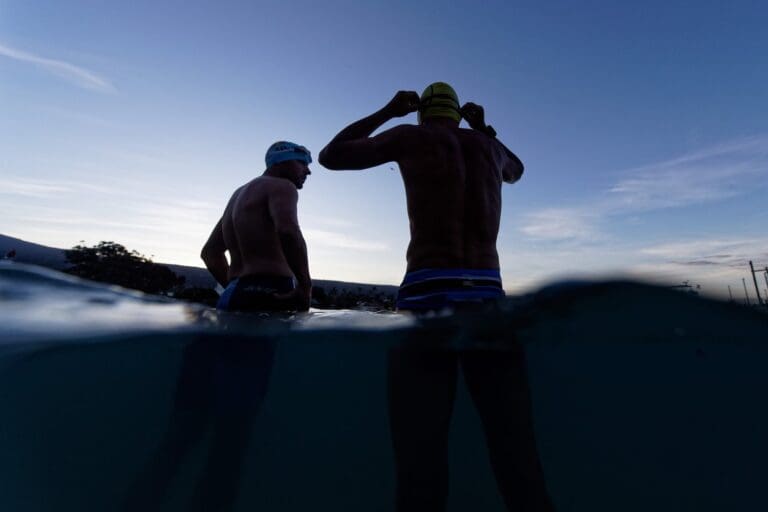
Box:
left=304, top=229, right=388, bottom=252
left=606, top=136, right=768, bottom=212
left=0, top=176, right=220, bottom=251
left=310, top=216, right=359, bottom=229
left=497, top=235, right=768, bottom=298
left=0, top=43, right=115, bottom=93
left=518, top=208, right=599, bottom=241
left=0, top=176, right=116, bottom=198
left=519, top=134, right=768, bottom=241
left=0, top=178, right=72, bottom=198
left=640, top=238, right=768, bottom=269
left=38, top=106, right=116, bottom=127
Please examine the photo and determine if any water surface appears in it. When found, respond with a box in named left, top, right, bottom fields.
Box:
left=1, top=262, right=766, bottom=511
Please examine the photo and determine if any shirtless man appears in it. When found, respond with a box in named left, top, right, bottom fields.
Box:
left=320, top=83, right=554, bottom=511
left=320, top=83, right=521, bottom=309
left=124, top=143, right=311, bottom=512
left=202, top=141, right=312, bottom=312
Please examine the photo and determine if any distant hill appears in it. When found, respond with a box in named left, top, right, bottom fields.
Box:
left=0, top=233, right=67, bottom=269
left=0, top=233, right=398, bottom=296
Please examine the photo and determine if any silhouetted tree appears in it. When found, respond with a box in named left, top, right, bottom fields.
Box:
left=65, top=241, right=185, bottom=295
left=175, top=286, right=220, bottom=307
left=310, top=284, right=395, bottom=311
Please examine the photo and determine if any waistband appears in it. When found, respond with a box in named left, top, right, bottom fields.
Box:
left=217, top=274, right=295, bottom=312
left=396, top=268, right=504, bottom=311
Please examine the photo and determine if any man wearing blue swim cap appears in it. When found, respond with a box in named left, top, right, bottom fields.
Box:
left=125, top=142, right=312, bottom=512
left=320, top=85, right=553, bottom=511
left=201, top=141, right=313, bottom=311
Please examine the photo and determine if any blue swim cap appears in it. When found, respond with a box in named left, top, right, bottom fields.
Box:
left=265, top=141, right=312, bottom=168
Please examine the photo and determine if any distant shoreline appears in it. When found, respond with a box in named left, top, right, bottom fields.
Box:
left=0, top=232, right=399, bottom=296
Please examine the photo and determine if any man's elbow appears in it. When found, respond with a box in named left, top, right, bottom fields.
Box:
left=200, top=245, right=218, bottom=264
left=503, top=158, right=524, bottom=184
left=318, top=147, right=332, bottom=169
left=502, top=168, right=522, bottom=184
left=318, top=146, right=341, bottom=170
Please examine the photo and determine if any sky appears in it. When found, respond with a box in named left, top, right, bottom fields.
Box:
left=1, top=0, right=767, bottom=299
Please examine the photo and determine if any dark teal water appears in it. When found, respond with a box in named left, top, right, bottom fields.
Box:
left=1, top=262, right=766, bottom=511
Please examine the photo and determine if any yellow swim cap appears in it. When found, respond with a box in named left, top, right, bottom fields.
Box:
left=419, top=82, right=461, bottom=123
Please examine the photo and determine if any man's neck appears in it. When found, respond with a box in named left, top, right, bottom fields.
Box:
left=422, top=117, right=460, bottom=128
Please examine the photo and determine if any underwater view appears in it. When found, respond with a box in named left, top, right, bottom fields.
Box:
left=2, top=262, right=766, bottom=511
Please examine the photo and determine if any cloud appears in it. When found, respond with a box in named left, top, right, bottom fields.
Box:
left=528, top=235, right=768, bottom=299
left=0, top=178, right=72, bottom=198
left=606, top=137, right=768, bottom=212
left=607, top=169, right=744, bottom=210
left=519, top=134, right=768, bottom=241
left=304, top=229, right=388, bottom=252
left=0, top=43, right=115, bottom=93
left=518, top=208, right=599, bottom=241
left=0, top=176, right=121, bottom=199
left=310, top=216, right=359, bottom=228
left=640, top=238, right=768, bottom=269
left=39, top=106, right=116, bottom=128
left=0, top=176, right=220, bottom=249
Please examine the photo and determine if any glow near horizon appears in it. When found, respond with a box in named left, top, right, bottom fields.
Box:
left=1, top=1, right=767, bottom=298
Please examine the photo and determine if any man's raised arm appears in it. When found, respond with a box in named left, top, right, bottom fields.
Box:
left=319, top=91, right=420, bottom=170
left=460, top=102, right=524, bottom=184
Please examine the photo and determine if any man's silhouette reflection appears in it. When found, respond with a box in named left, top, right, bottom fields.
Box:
left=388, top=323, right=553, bottom=511
left=123, top=334, right=275, bottom=511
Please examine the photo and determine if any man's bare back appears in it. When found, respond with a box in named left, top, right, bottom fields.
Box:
left=394, top=122, right=514, bottom=271
left=201, top=142, right=312, bottom=311
left=221, top=177, right=297, bottom=280
left=319, top=90, right=522, bottom=273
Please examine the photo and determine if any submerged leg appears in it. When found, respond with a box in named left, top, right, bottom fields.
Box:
left=188, top=337, right=276, bottom=512
left=121, top=338, right=216, bottom=510
left=461, top=345, right=555, bottom=511
left=388, top=341, right=458, bottom=512
left=187, top=411, right=256, bottom=512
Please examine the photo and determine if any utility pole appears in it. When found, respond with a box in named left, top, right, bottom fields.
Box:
left=728, top=285, right=734, bottom=301
left=764, top=267, right=768, bottom=296
left=749, top=261, right=764, bottom=306
left=742, top=278, right=751, bottom=305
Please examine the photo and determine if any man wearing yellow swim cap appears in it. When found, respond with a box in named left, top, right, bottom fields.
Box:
left=320, top=85, right=553, bottom=511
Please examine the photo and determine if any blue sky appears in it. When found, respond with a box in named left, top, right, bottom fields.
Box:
left=1, top=0, right=767, bottom=298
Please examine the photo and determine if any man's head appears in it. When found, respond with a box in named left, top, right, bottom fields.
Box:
left=418, top=82, right=461, bottom=125
left=265, top=141, right=312, bottom=189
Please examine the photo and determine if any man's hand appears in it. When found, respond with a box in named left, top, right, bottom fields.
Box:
left=460, top=102, right=487, bottom=131
left=383, top=91, right=420, bottom=118
left=295, top=285, right=312, bottom=311
left=274, top=285, right=311, bottom=312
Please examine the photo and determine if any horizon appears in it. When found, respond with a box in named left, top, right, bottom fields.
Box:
left=2, top=1, right=768, bottom=299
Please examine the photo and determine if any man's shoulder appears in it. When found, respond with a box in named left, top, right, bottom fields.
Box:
left=384, top=123, right=437, bottom=152
left=247, top=176, right=293, bottom=190
left=233, top=177, right=296, bottom=203
left=376, top=122, right=423, bottom=138
left=261, top=177, right=298, bottom=200
left=420, top=124, right=481, bottom=145
left=456, top=126, right=492, bottom=142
